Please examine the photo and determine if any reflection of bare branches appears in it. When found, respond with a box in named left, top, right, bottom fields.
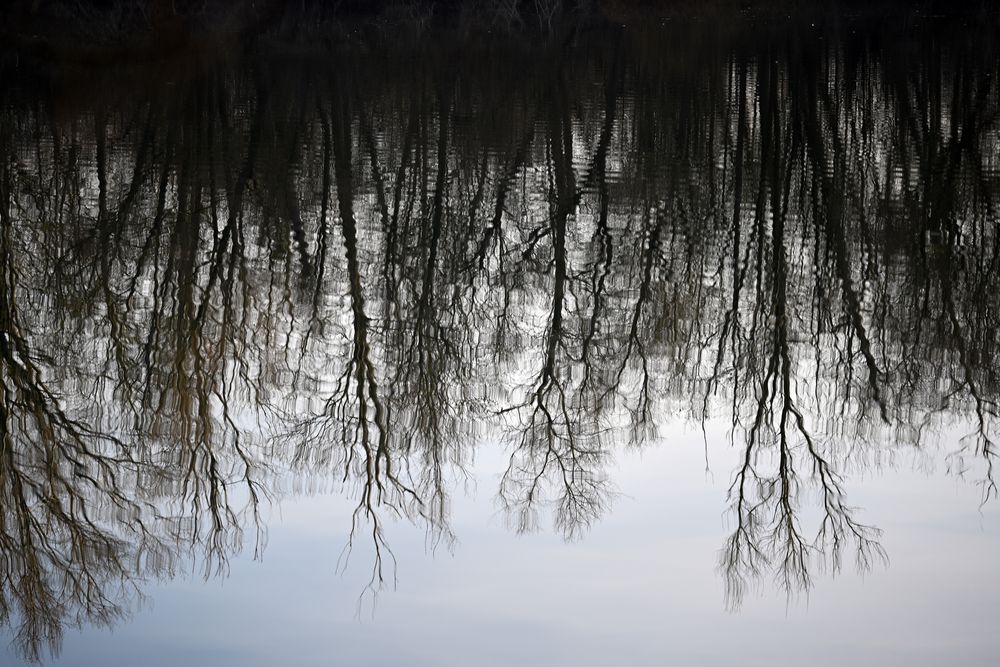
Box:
left=1, top=13, right=999, bottom=650
left=0, top=168, right=167, bottom=662
left=0, top=72, right=268, bottom=661
left=721, top=427, right=888, bottom=609
left=291, top=83, right=447, bottom=597
left=718, top=56, right=887, bottom=608
left=498, top=87, right=613, bottom=539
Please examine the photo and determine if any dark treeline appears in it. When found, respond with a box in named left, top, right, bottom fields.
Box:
left=1, top=12, right=999, bottom=661
left=3, top=0, right=998, bottom=49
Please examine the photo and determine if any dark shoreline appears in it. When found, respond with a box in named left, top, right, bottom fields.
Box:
left=3, top=0, right=996, bottom=50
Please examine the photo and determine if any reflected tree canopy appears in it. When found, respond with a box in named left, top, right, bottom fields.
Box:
left=1, top=10, right=999, bottom=661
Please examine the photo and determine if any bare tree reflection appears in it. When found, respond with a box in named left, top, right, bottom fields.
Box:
left=0, top=8, right=998, bottom=658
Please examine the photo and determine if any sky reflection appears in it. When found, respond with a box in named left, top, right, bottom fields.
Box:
left=0, top=8, right=998, bottom=664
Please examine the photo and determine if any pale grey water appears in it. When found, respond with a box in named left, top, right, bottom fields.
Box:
left=9, top=430, right=997, bottom=666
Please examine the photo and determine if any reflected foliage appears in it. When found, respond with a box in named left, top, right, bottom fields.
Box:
left=1, top=10, right=999, bottom=660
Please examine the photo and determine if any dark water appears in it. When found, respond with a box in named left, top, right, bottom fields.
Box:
left=0, top=13, right=998, bottom=666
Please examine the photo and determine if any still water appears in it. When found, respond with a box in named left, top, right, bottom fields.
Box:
left=0, top=11, right=998, bottom=666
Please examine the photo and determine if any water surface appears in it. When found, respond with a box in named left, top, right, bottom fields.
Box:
left=0, top=12, right=998, bottom=665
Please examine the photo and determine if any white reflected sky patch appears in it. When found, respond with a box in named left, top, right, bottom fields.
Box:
left=5, top=420, right=997, bottom=667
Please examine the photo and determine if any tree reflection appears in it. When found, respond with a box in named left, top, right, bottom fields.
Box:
left=1, top=9, right=999, bottom=659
